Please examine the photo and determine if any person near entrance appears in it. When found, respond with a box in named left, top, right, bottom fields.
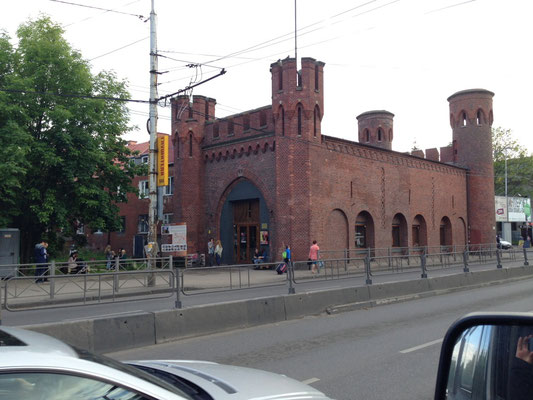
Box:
left=215, top=240, right=223, bottom=266
left=309, top=240, right=320, bottom=275
left=207, top=238, right=215, bottom=266
left=34, top=240, right=49, bottom=283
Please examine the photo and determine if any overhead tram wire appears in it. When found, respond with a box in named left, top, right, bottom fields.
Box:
left=49, top=0, right=147, bottom=20
left=0, top=88, right=150, bottom=104
left=89, top=37, right=149, bottom=61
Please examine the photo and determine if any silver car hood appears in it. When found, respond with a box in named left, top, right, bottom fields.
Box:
left=128, top=360, right=331, bottom=400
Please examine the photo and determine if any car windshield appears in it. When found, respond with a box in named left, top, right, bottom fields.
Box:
left=73, top=346, right=193, bottom=400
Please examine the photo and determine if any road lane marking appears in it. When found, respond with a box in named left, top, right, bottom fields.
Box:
left=301, top=377, right=320, bottom=385
left=400, top=338, right=443, bottom=354
left=63, top=310, right=144, bottom=322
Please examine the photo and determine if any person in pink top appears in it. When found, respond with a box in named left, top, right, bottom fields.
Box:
left=309, top=240, right=320, bottom=275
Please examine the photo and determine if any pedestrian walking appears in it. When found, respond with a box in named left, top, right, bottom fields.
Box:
left=104, top=244, right=113, bottom=270
left=215, top=240, right=223, bottom=266
left=34, top=241, right=49, bottom=283
left=309, top=240, right=320, bottom=275
left=207, top=238, right=215, bottom=266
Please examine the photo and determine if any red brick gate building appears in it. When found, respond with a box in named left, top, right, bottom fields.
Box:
left=90, top=57, right=496, bottom=264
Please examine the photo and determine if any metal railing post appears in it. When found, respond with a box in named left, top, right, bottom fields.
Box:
left=365, top=255, right=372, bottom=285
left=172, top=256, right=182, bottom=308
left=114, top=257, right=119, bottom=293
left=344, top=249, right=348, bottom=271
left=49, top=261, right=55, bottom=300
left=288, top=261, right=295, bottom=294
left=496, top=248, right=502, bottom=269
left=387, top=247, right=391, bottom=269
left=421, top=248, right=427, bottom=278
left=523, top=248, right=529, bottom=266
left=463, top=250, right=470, bottom=273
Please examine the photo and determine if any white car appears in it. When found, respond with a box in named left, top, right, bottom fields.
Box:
left=0, top=326, right=331, bottom=399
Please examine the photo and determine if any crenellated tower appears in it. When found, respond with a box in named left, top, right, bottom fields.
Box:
left=357, top=110, right=394, bottom=150
left=270, top=57, right=325, bottom=257
left=170, top=94, right=216, bottom=252
left=448, top=89, right=495, bottom=245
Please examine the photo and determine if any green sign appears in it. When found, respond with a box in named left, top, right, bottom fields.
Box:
left=525, top=203, right=531, bottom=218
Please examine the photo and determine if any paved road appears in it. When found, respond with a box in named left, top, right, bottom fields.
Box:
left=1, top=257, right=524, bottom=326
left=107, top=275, right=533, bottom=400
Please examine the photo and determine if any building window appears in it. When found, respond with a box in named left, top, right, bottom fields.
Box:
left=138, top=214, right=149, bottom=234
left=118, top=216, right=126, bottom=233
left=243, top=115, right=250, bottom=131
left=188, top=104, right=194, bottom=119
left=462, top=112, right=467, bottom=126
left=378, top=128, right=383, bottom=141
left=297, top=105, right=302, bottom=136
left=314, top=106, right=320, bottom=137
left=164, top=176, right=174, bottom=195
left=205, top=101, right=209, bottom=121
left=141, top=155, right=148, bottom=164
left=228, top=119, right=234, bottom=136
left=281, top=107, right=285, bottom=136
left=138, top=180, right=149, bottom=198
left=189, top=133, right=193, bottom=157
left=315, top=65, right=319, bottom=90
left=76, top=224, right=85, bottom=235
left=163, top=213, right=173, bottom=224
left=365, top=129, right=370, bottom=142
left=278, top=69, right=283, bottom=91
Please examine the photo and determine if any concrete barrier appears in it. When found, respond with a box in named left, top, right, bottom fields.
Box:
left=22, top=267, right=533, bottom=353
left=24, top=319, right=94, bottom=350
left=92, top=313, right=156, bottom=353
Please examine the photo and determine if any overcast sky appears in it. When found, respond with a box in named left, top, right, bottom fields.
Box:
left=4, top=0, right=532, bottom=154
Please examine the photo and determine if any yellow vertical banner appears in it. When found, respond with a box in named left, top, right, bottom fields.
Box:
left=157, top=135, right=168, bottom=186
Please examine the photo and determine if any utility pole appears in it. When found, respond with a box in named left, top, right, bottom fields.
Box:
left=148, top=0, right=158, bottom=248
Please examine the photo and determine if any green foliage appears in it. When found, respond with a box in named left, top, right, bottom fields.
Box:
left=0, top=17, right=144, bottom=261
left=492, top=127, right=533, bottom=200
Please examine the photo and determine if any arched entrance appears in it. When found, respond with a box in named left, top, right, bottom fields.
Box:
left=355, top=211, right=375, bottom=249
left=219, top=180, right=270, bottom=264
left=412, top=215, right=428, bottom=248
left=440, top=216, right=452, bottom=249
left=392, top=213, right=408, bottom=248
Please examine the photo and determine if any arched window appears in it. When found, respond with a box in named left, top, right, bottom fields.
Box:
left=355, top=211, right=375, bottom=249
left=314, top=65, right=319, bottom=91
left=205, top=101, right=209, bottom=121
left=278, top=69, right=283, bottom=91
left=280, top=107, right=285, bottom=136
left=313, top=105, right=320, bottom=137
left=378, top=128, right=383, bottom=141
left=476, top=109, right=484, bottom=125
left=440, top=216, right=452, bottom=249
left=365, top=129, right=370, bottom=142
left=392, top=213, right=408, bottom=248
left=297, top=105, right=303, bottom=136
left=462, top=112, right=467, bottom=127
left=189, top=133, right=193, bottom=157
left=188, top=104, right=194, bottom=119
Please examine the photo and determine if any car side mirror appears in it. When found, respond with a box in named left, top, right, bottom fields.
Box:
left=434, top=312, right=533, bottom=399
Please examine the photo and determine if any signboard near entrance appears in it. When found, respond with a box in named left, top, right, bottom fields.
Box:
left=161, top=223, right=187, bottom=255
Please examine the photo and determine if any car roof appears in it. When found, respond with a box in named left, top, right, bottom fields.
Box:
left=0, top=326, right=78, bottom=357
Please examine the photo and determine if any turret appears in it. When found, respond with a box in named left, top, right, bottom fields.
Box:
left=270, top=57, right=325, bottom=140
left=357, top=110, right=394, bottom=150
left=170, top=95, right=216, bottom=253
left=448, top=89, right=495, bottom=245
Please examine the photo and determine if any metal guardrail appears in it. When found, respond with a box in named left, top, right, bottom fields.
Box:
left=181, top=261, right=288, bottom=296
left=0, top=249, right=531, bottom=314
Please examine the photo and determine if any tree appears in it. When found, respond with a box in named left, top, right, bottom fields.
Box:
left=492, top=127, right=533, bottom=200
left=0, top=17, right=145, bottom=261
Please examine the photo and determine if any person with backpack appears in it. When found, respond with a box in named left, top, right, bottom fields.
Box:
left=277, top=245, right=290, bottom=274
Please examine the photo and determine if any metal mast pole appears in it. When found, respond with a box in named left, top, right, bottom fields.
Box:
left=148, top=0, right=158, bottom=246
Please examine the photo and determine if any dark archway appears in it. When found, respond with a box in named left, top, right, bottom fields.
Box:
left=412, top=214, right=428, bottom=248
left=440, top=216, right=453, bottom=249
left=355, top=211, right=375, bottom=249
left=219, top=180, right=270, bottom=264
left=392, top=213, right=408, bottom=248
